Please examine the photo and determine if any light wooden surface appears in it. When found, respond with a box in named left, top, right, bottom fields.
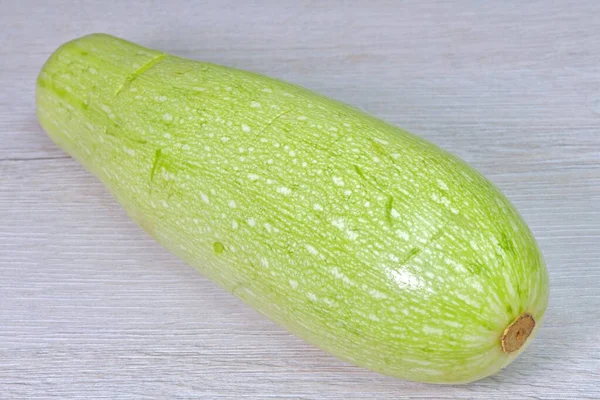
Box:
left=1, top=1, right=599, bottom=398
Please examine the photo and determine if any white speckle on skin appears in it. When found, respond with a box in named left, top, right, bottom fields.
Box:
left=250, top=101, right=262, bottom=108
left=157, top=96, right=167, bottom=102
left=248, top=173, right=259, bottom=181
left=437, top=179, right=449, bottom=191
left=266, top=179, right=275, bottom=185
left=161, top=200, right=169, bottom=208
left=364, top=201, right=371, bottom=207
left=322, top=298, right=336, bottom=307
left=332, top=218, right=345, bottom=229
left=242, top=124, right=251, bottom=132
left=228, top=200, right=237, bottom=208
left=289, top=279, right=298, bottom=289
left=163, top=171, right=176, bottom=181
left=372, top=138, right=389, bottom=145
left=305, top=245, right=319, bottom=255
left=344, top=190, right=352, bottom=196
left=313, top=204, right=323, bottom=211
left=220, top=137, right=230, bottom=143
left=369, top=289, right=388, bottom=299
left=346, top=229, right=358, bottom=240
left=232, top=220, right=238, bottom=229
left=307, top=292, right=317, bottom=301
left=261, top=88, right=272, bottom=93
left=471, top=280, right=484, bottom=293
left=391, top=209, right=400, bottom=218
left=297, top=115, right=307, bottom=120
left=389, top=268, right=423, bottom=290
left=277, top=186, right=292, bottom=195
left=247, top=218, right=256, bottom=227
left=260, top=257, right=269, bottom=267
left=423, top=326, right=444, bottom=335
left=368, top=314, right=380, bottom=321
left=201, top=193, right=209, bottom=204
left=330, top=266, right=353, bottom=285
left=123, top=147, right=135, bottom=156
left=396, top=230, right=409, bottom=240
left=163, top=113, right=173, bottom=122
left=443, top=320, right=462, bottom=328
left=267, top=159, right=274, bottom=164
left=333, top=176, right=344, bottom=186
left=410, top=367, right=442, bottom=376
left=302, top=162, right=308, bottom=167
left=288, top=150, right=296, bottom=157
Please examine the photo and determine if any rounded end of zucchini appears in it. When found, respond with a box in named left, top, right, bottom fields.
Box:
left=500, top=313, right=536, bottom=353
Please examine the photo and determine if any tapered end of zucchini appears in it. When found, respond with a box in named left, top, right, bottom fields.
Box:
left=36, top=34, right=163, bottom=152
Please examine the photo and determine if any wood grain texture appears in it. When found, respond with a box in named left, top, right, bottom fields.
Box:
left=1, top=1, right=599, bottom=398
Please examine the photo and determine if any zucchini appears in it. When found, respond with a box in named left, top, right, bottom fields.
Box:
left=36, top=34, right=549, bottom=383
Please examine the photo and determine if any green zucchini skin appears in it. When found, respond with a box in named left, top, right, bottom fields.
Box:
left=36, top=34, right=549, bottom=384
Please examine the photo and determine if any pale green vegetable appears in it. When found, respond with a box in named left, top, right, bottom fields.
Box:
left=36, top=34, right=549, bottom=384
